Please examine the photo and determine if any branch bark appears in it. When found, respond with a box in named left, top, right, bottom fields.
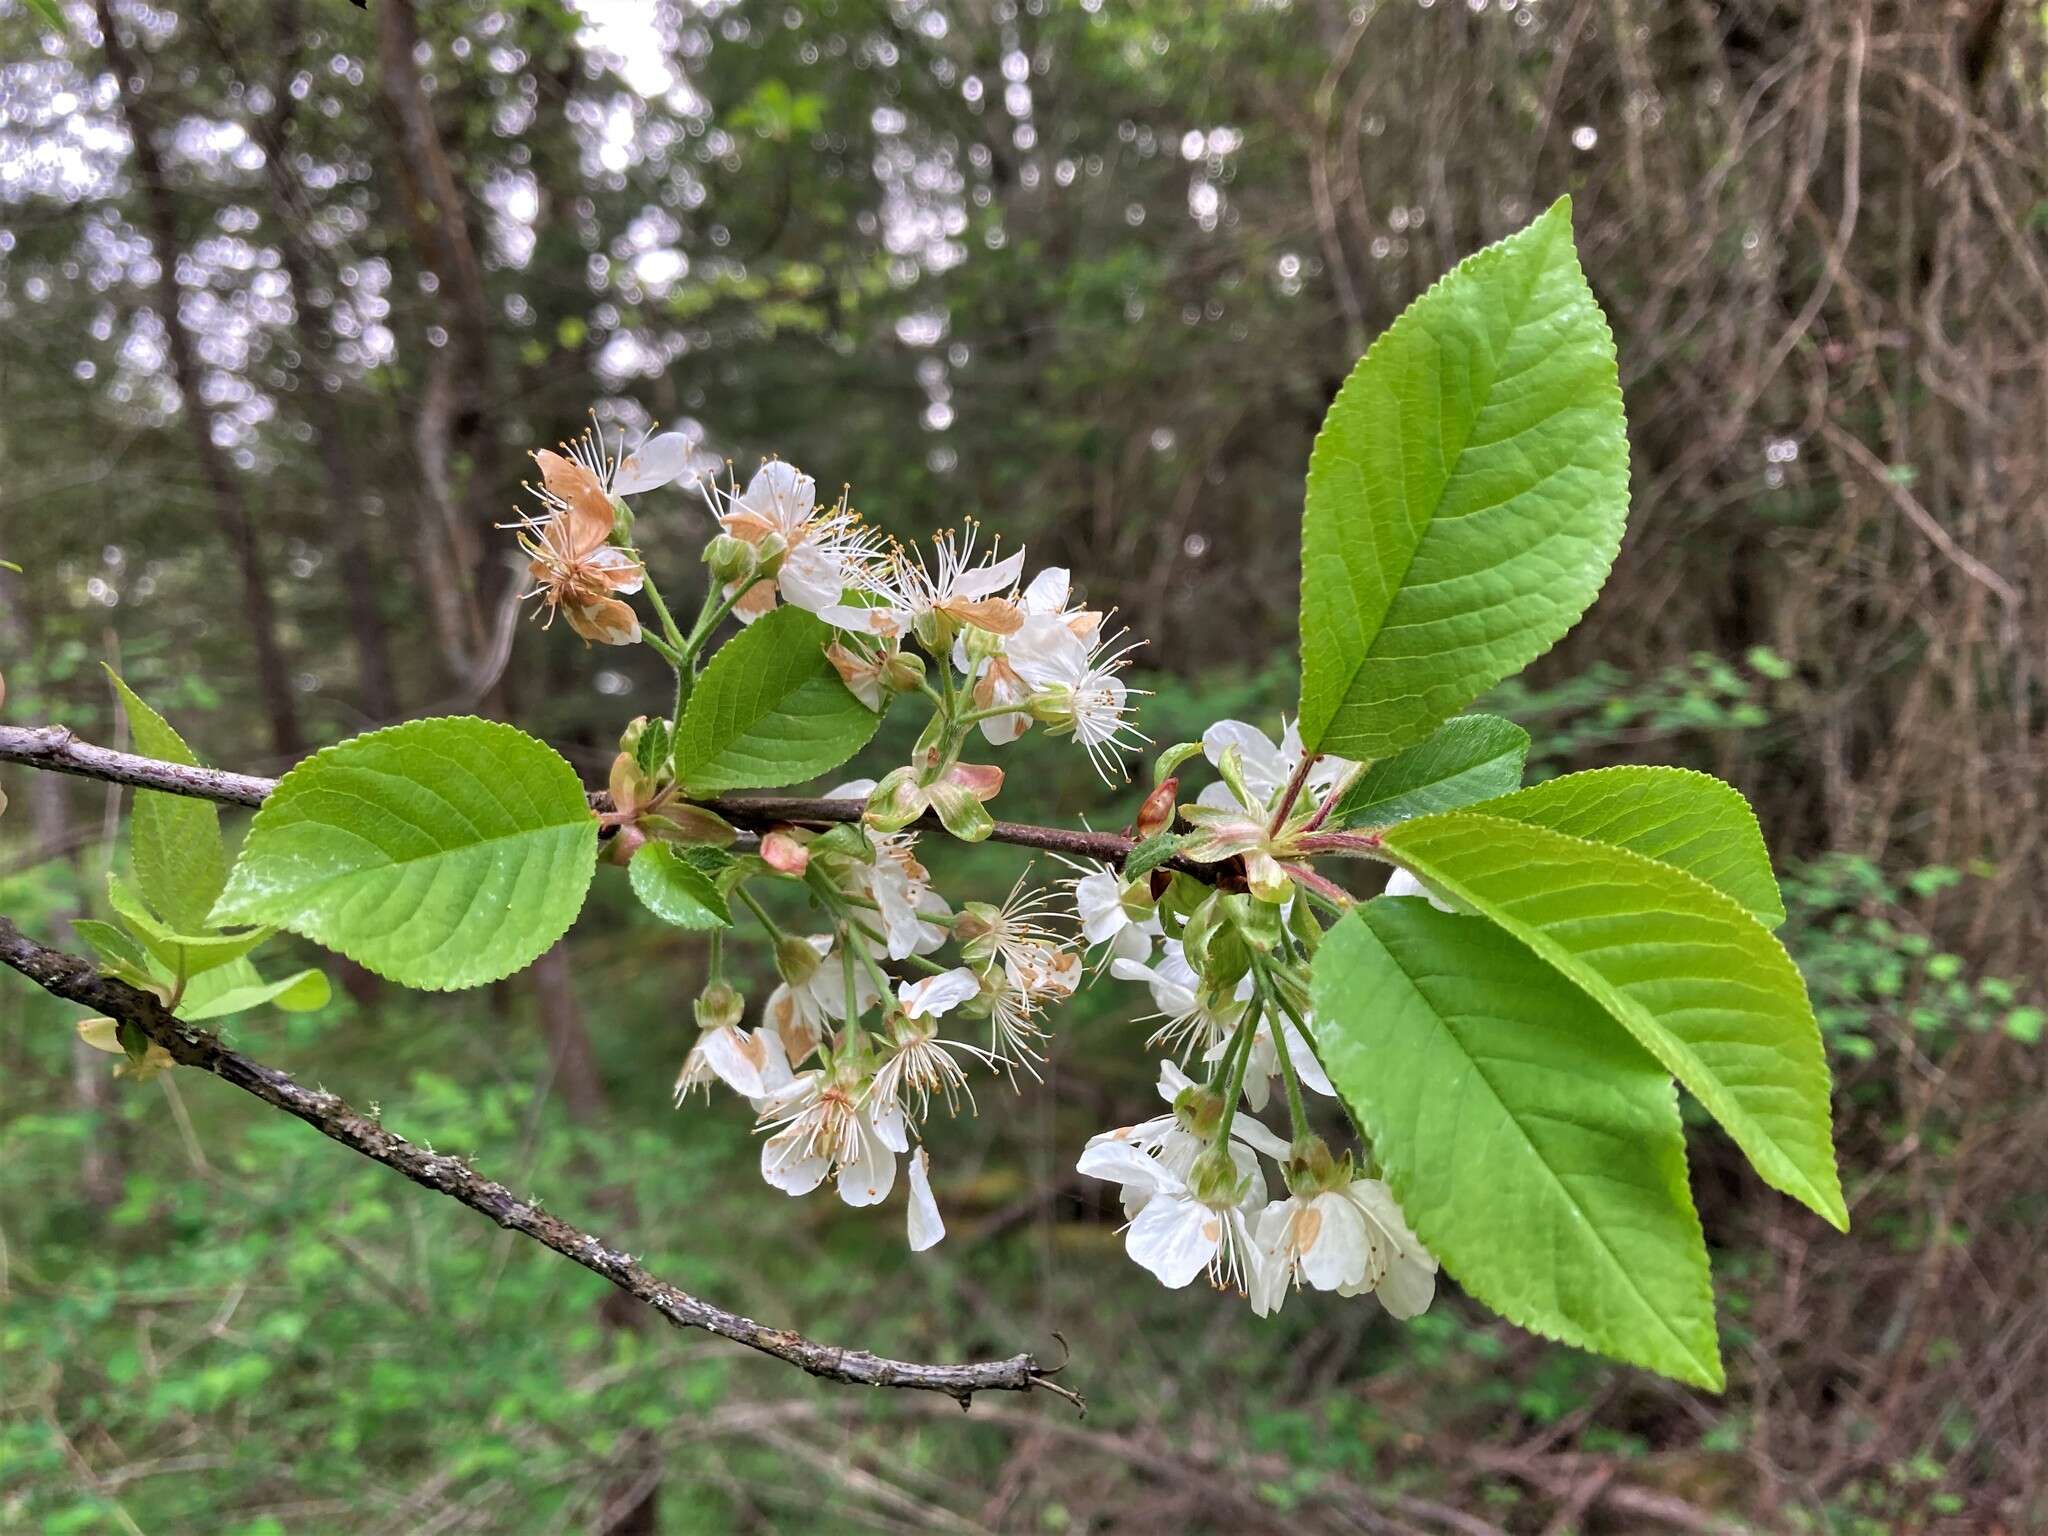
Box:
left=0, top=916, right=1082, bottom=1411
left=0, top=725, right=1197, bottom=876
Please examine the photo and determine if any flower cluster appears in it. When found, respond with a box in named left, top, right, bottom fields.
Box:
left=673, top=782, right=1079, bottom=1252
left=1066, top=717, right=1439, bottom=1319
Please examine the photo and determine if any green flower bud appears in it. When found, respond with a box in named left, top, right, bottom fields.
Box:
left=693, top=979, right=745, bottom=1032
left=880, top=647, right=926, bottom=693
left=775, top=935, right=823, bottom=987
left=703, top=533, right=756, bottom=586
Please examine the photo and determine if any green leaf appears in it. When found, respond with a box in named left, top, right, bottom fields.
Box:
left=71, top=917, right=165, bottom=992
left=106, top=668, right=229, bottom=933
left=675, top=607, right=881, bottom=793
left=1469, top=766, right=1785, bottom=926
left=1297, top=198, right=1629, bottom=759
left=633, top=717, right=672, bottom=780
left=24, top=0, right=68, bottom=33
left=628, top=842, right=732, bottom=930
left=209, top=717, right=598, bottom=990
left=107, top=872, right=273, bottom=980
left=1380, top=812, right=1847, bottom=1230
left=1330, top=715, right=1529, bottom=827
left=1316, top=900, right=1723, bottom=1389
left=177, top=965, right=331, bottom=1022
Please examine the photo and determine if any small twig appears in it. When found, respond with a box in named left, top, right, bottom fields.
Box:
left=0, top=725, right=1217, bottom=880
left=0, top=916, right=1083, bottom=1411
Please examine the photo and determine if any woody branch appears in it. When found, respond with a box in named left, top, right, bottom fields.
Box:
left=0, top=724, right=1207, bottom=876
left=0, top=912, right=1081, bottom=1409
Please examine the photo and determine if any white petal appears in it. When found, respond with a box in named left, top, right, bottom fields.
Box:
left=1108, top=921, right=1153, bottom=966
left=900, top=966, right=981, bottom=1019
left=952, top=546, right=1026, bottom=599
left=818, top=602, right=907, bottom=638
left=1075, top=871, right=1128, bottom=944
left=1126, top=1194, right=1218, bottom=1289
left=698, top=1025, right=766, bottom=1099
left=906, top=1147, right=945, bottom=1252
left=778, top=540, right=845, bottom=612
left=1282, top=1016, right=1334, bottom=1096
left=1021, top=566, right=1070, bottom=614
left=1383, top=868, right=1456, bottom=913
left=612, top=431, right=692, bottom=495
left=870, top=1103, right=909, bottom=1153
left=1004, top=614, right=1087, bottom=687
left=1196, top=780, right=1245, bottom=812
left=1249, top=1204, right=1296, bottom=1318
left=977, top=710, right=1032, bottom=746
left=1202, top=720, right=1287, bottom=797
left=740, top=460, right=816, bottom=531
left=1299, top=1191, right=1372, bottom=1292
left=827, top=779, right=877, bottom=799
left=1154, top=1058, right=1196, bottom=1103
left=1229, top=1112, right=1292, bottom=1162
left=837, top=1125, right=897, bottom=1207
left=760, top=1132, right=829, bottom=1196
left=1076, top=1136, right=1178, bottom=1193
left=1373, top=1252, right=1438, bottom=1319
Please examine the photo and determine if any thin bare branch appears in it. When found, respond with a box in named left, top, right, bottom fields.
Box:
left=0, top=725, right=1211, bottom=878
left=0, top=915, right=1084, bottom=1411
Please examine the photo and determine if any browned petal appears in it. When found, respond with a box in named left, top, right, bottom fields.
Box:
left=944, top=596, right=1024, bottom=635
left=534, top=449, right=617, bottom=554
left=565, top=594, right=642, bottom=646
left=720, top=510, right=778, bottom=544
left=729, top=576, right=779, bottom=621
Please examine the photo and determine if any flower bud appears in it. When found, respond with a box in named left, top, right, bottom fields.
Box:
left=703, top=532, right=757, bottom=586
left=959, top=624, right=1005, bottom=670
left=641, top=804, right=738, bottom=847
left=862, top=766, right=929, bottom=833
left=1283, top=1134, right=1348, bottom=1196
left=880, top=647, right=926, bottom=694
left=775, top=935, right=824, bottom=986
left=759, top=827, right=810, bottom=876
left=1135, top=776, right=1178, bottom=839
left=608, top=751, right=655, bottom=817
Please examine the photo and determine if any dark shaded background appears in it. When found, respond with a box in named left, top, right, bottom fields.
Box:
left=2, top=1, right=2043, bottom=1531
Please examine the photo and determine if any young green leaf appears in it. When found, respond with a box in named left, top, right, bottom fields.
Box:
left=107, top=872, right=273, bottom=980
left=1379, top=812, right=1847, bottom=1230
left=209, top=717, right=598, bottom=990
left=70, top=917, right=166, bottom=992
left=629, top=842, right=733, bottom=930
left=1123, top=831, right=1188, bottom=883
left=177, top=964, right=332, bottom=1022
left=1329, top=714, right=1529, bottom=828
left=675, top=607, right=881, bottom=793
left=1298, top=198, right=1629, bottom=760
left=106, top=668, right=229, bottom=933
left=1316, top=899, right=1723, bottom=1389
left=1469, top=765, right=1785, bottom=926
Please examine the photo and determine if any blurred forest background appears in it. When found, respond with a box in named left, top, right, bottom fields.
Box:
left=2, top=0, right=2045, bottom=1531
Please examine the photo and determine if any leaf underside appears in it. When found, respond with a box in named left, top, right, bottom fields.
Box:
left=1331, top=714, right=1530, bottom=828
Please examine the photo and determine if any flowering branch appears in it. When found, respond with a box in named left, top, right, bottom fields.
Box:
left=0, top=914, right=1083, bottom=1411
left=0, top=725, right=1214, bottom=878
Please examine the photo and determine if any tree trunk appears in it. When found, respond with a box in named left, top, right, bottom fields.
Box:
left=95, top=0, right=303, bottom=761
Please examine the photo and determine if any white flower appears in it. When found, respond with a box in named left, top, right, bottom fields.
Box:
left=1111, top=940, right=1245, bottom=1060
left=1080, top=1060, right=1287, bottom=1219
left=1383, top=867, right=1457, bottom=913
left=1250, top=1178, right=1438, bottom=1320
left=673, top=1023, right=792, bottom=1105
left=1077, top=1136, right=1269, bottom=1291
left=955, top=568, right=1105, bottom=744
left=1005, top=616, right=1148, bottom=782
left=704, top=461, right=883, bottom=623
left=757, top=1069, right=907, bottom=1208
left=1071, top=867, right=1159, bottom=965
left=820, top=522, right=1025, bottom=642
left=831, top=818, right=948, bottom=960
left=1196, top=718, right=1356, bottom=813
left=907, top=1146, right=945, bottom=1252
